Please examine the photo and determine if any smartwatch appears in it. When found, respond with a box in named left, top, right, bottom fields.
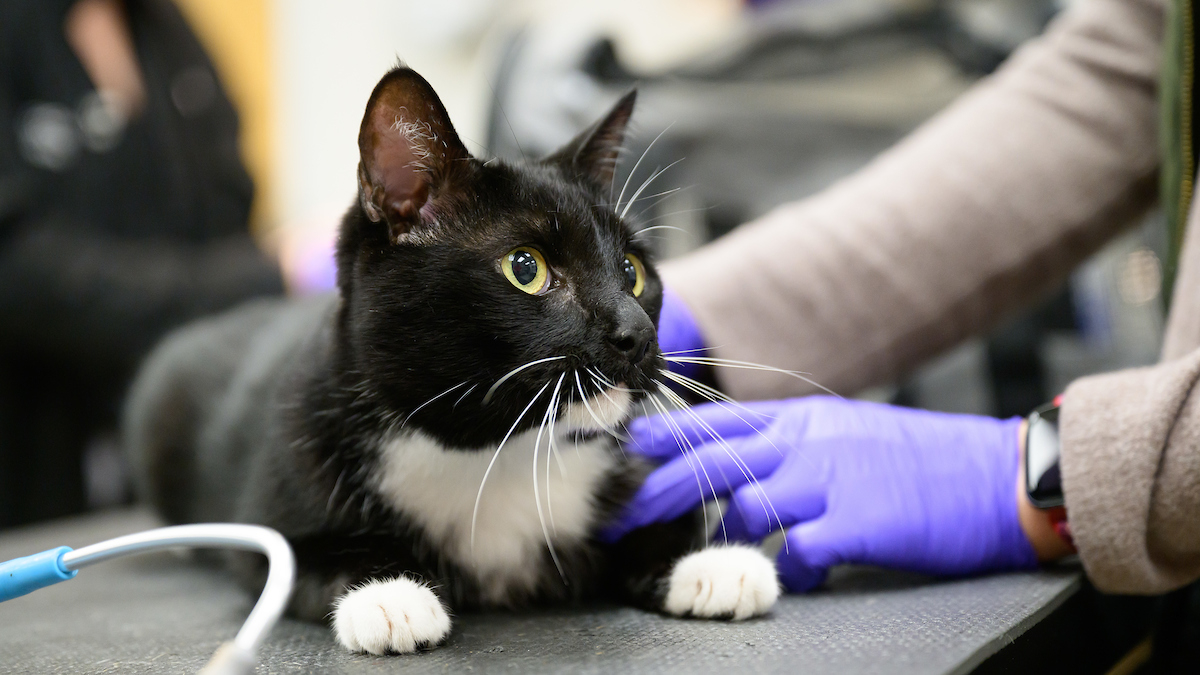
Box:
left=1024, top=401, right=1063, bottom=509
left=1024, top=399, right=1075, bottom=550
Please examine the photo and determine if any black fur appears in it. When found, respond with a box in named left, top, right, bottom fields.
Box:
left=123, top=67, right=702, bottom=631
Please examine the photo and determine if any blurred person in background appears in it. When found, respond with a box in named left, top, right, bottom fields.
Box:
left=0, top=0, right=283, bottom=528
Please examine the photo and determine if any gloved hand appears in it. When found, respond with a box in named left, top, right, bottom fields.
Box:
left=605, top=396, right=1038, bottom=591
left=656, top=287, right=706, bottom=380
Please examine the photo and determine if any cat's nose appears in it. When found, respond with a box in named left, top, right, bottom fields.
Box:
left=608, top=301, right=655, bottom=365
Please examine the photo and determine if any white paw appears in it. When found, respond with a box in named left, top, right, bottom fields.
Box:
left=332, top=577, right=451, bottom=655
left=664, top=545, right=780, bottom=620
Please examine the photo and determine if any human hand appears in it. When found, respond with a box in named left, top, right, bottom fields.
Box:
left=656, top=287, right=706, bottom=379
left=605, top=396, right=1038, bottom=591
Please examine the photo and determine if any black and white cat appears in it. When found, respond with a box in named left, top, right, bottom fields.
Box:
left=123, top=66, right=778, bottom=655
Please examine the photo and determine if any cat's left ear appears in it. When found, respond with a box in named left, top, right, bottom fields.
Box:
left=546, top=90, right=636, bottom=193
left=357, top=67, right=471, bottom=241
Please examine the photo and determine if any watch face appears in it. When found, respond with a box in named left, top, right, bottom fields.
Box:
left=1025, top=405, right=1064, bottom=509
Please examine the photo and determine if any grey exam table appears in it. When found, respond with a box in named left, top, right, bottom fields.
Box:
left=0, top=508, right=1081, bottom=674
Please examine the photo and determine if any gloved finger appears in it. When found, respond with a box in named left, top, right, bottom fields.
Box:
left=728, top=445, right=828, bottom=541
left=604, top=432, right=787, bottom=537
left=776, top=517, right=848, bottom=593
left=625, top=400, right=789, bottom=460
left=714, top=503, right=755, bottom=544
left=596, top=468, right=707, bottom=542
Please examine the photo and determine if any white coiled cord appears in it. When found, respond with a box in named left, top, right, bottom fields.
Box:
left=60, top=524, right=296, bottom=675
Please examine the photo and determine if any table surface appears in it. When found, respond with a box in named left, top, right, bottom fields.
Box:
left=0, top=508, right=1081, bottom=675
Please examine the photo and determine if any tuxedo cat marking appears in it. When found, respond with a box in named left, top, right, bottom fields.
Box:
left=373, top=428, right=616, bottom=604
left=124, top=66, right=778, bottom=655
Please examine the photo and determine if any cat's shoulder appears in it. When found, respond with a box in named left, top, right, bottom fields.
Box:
left=128, top=294, right=337, bottom=433
left=145, top=294, right=334, bottom=369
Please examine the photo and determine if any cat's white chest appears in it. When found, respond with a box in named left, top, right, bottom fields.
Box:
left=373, top=427, right=616, bottom=603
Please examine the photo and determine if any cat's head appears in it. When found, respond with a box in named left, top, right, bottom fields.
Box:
left=336, top=66, right=664, bottom=449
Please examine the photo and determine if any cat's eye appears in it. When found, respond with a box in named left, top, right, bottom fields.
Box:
left=623, top=253, right=646, bottom=297
left=502, top=246, right=551, bottom=295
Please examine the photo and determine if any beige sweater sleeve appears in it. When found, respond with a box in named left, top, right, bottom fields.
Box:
left=1059, top=202, right=1200, bottom=594
left=661, top=0, right=1163, bottom=400
left=1060, top=347, right=1200, bottom=594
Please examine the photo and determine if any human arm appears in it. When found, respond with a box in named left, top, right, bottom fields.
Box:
left=661, top=0, right=1164, bottom=400
left=608, top=360, right=1200, bottom=594
left=642, top=0, right=1200, bottom=595
left=637, top=269, right=1200, bottom=595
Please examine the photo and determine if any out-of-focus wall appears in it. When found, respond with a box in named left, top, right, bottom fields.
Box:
left=272, top=0, right=499, bottom=261
left=177, top=0, right=503, bottom=267
left=179, top=0, right=745, bottom=277
left=173, top=0, right=274, bottom=232
left=268, top=0, right=744, bottom=275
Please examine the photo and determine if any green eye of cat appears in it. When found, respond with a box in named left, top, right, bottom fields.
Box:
left=623, top=253, right=646, bottom=297
left=502, top=246, right=551, bottom=295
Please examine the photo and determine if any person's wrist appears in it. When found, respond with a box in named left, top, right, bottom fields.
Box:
left=1015, top=420, right=1076, bottom=561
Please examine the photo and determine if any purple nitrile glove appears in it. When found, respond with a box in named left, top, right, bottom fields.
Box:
left=656, top=287, right=706, bottom=380
left=604, top=396, right=1037, bottom=591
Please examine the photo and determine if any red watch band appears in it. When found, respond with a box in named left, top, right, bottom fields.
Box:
left=1045, top=506, right=1076, bottom=552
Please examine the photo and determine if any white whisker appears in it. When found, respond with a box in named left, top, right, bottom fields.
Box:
left=483, top=355, right=567, bottom=404
left=659, top=369, right=778, bottom=432
left=659, top=370, right=795, bottom=484
left=620, top=158, right=685, bottom=220
left=590, top=378, right=633, bottom=443
left=606, top=187, right=686, bottom=221
left=546, top=376, right=568, bottom=524
left=551, top=376, right=571, bottom=473
left=471, top=380, right=551, bottom=550
left=586, top=366, right=616, bottom=389
left=615, top=123, right=675, bottom=212
left=663, top=356, right=843, bottom=399
left=631, top=185, right=683, bottom=203
left=646, top=392, right=721, bottom=544
left=533, top=374, right=567, bottom=582
left=630, top=206, right=710, bottom=228
left=622, top=186, right=683, bottom=212
left=591, top=373, right=623, bottom=410
left=453, top=383, right=478, bottom=409
left=401, top=381, right=469, bottom=427
left=633, top=224, right=688, bottom=238
left=574, top=370, right=614, bottom=436
left=657, top=385, right=787, bottom=549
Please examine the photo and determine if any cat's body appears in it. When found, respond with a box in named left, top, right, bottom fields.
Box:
left=124, top=67, right=778, bottom=654
left=126, top=292, right=672, bottom=613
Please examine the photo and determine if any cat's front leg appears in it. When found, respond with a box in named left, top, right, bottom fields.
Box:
left=332, top=576, right=451, bottom=655
left=229, top=535, right=454, bottom=654
left=607, top=515, right=780, bottom=620
left=662, top=545, right=779, bottom=619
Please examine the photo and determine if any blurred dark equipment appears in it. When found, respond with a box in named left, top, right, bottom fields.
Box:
left=0, top=0, right=283, bottom=528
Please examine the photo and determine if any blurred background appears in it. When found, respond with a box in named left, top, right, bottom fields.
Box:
left=0, top=0, right=1167, bottom=529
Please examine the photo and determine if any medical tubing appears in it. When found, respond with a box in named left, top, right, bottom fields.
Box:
left=0, top=546, right=78, bottom=602
left=59, top=523, right=296, bottom=657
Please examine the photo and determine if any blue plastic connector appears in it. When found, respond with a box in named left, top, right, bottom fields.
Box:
left=0, top=546, right=77, bottom=602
